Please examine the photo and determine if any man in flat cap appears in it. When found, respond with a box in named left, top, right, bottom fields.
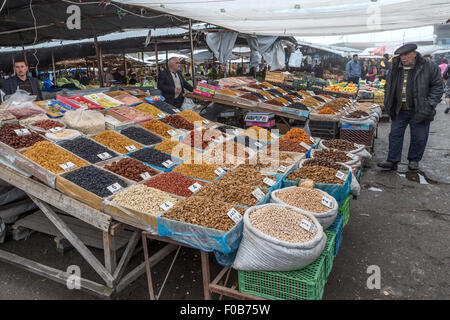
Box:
left=378, top=43, right=444, bottom=171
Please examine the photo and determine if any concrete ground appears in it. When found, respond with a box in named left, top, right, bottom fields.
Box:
left=0, top=103, right=449, bottom=300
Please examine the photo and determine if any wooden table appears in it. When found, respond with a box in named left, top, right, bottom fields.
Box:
left=0, top=163, right=176, bottom=299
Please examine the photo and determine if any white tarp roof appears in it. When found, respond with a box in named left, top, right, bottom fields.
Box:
left=116, top=0, right=450, bottom=36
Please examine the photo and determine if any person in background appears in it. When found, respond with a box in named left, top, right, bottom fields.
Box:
left=104, top=68, right=114, bottom=85
left=423, top=54, right=433, bottom=62
left=379, top=54, right=391, bottom=80
left=436, top=54, right=445, bottom=65
left=2, top=57, right=42, bottom=100
left=312, top=61, right=324, bottom=79
left=80, top=72, right=90, bottom=86
left=366, top=60, right=378, bottom=82
left=113, top=69, right=127, bottom=84
left=157, top=57, right=193, bottom=109
left=184, top=73, right=193, bottom=87
left=361, top=61, right=369, bottom=80
left=378, top=43, right=444, bottom=171
left=439, top=59, right=448, bottom=78
left=128, top=73, right=137, bottom=85
left=346, top=54, right=361, bottom=84
left=443, top=64, right=450, bottom=114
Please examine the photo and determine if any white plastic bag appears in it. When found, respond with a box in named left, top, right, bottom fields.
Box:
left=62, top=109, right=105, bottom=135
left=271, top=187, right=338, bottom=229
left=288, top=49, right=303, bottom=68
left=233, top=204, right=326, bottom=272
left=3, top=90, right=44, bottom=120
left=181, top=97, right=196, bottom=110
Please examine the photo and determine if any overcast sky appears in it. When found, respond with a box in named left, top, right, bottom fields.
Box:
left=297, top=26, right=435, bottom=45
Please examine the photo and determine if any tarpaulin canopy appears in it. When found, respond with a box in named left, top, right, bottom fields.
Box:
left=117, top=0, right=450, bottom=37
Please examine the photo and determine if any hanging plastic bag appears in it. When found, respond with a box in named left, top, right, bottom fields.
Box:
left=288, top=49, right=303, bottom=68
left=181, top=97, right=196, bottom=111
left=2, top=89, right=44, bottom=120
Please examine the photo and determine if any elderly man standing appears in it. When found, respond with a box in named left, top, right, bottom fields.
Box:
left=378, top=44, right=444, bottom=171
left=158, top=57, right=193, bottom=109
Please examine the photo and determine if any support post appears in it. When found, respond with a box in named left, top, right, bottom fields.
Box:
left=155, top=42, right=159, bottom=78
left=189, top=19, right=196, bottom=86
left=51, top=51, right=56, bottom=82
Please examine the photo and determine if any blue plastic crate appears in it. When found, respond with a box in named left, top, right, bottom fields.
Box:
left=326, top=213, right=343, bottom=257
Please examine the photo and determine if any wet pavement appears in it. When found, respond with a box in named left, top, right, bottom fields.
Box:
left=0, top=103, right=449, bottom=300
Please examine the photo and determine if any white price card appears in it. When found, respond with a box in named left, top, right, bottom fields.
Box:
left=214, top=167, right=225, bottom=176
left=254, top=142, right=263, bottom=148
left=167, top=129, right=178, bottom=137
left=14, top=129, right=31, bottom=136
left=354, top=143, right=364, bottom=148
left=263, top=177, right=276, bottom=187
left=307, top=90, right=315, bottom=96
left=278, top=165, right=288, bottom=173
left=252, top=188, right=266, bottom=201
left=59, top=162, right=76, bottom=171
left=300, top=219, right=315, bottom=233
left=49, top=127, right=63, bottom=133
left=97, top=152, right=112, bottom=160
left=188, top=182, right=202, bottom=193
left=162, top=160, right=174, bottom=168
left=140, top=172, right=152, bottom=180
left=310, top=136, right=316, bottom=143
left=300, top=142, right=312, bottom=150
left=125, top=145, right=138, bottom=152
left=157, top=113, right=166, bottom=118
left=336, top=170, right=348, bottom=181
left=202, top=119, right=210, bottom=124
left=160, top=201, right=174, bottom=211
left=172, top=108, right=181, bottom=113
left=346, top=152, right=358, bottom=160
left=213, top=136, right=224, bottom=143
left=321, top=196, right=334, bottom=209
left=227, top=208, right=242, bottom=224
left=107, top=182, right=123, bottom=194
left=270, top=132, right=278, bottom=139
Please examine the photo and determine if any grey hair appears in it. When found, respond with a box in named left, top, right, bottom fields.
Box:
left=168, top=57, right=179, bottom=66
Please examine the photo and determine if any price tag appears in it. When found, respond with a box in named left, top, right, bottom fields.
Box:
left=300, top=142, right=312, bottom=150
left=278, top=165, right=288, bottom=173
left=107, top=182, right=123, bottom=194
left=140, top=172, right=152, bottom=180
left=346, top=152, right=358, bottom=160
left=125, top=145, right=138, bottom=152
left=160, top=201, right=174, bottom=211
left=321, top=196, right=334, bottom=209
left=167, top=129, right=178, bottom=137
left=172, top=108, right=181, bottom=113
left=354, top=143, right=364, bottom=148
left=59, top=162, right=76, bottom=171
left=213, top=136, right=224, bottom=143
left=157, top=113, right=166, bottom=118
left=227, top=208, right=242, bottom=224
left=14, top=129, right=31, bottom=136
left=97, top=152, right=112, bottom=160
left=162, top=160, right=174, bottom=168
left=252, top=188, right=266, bottom=201
left=309, top=136, right=315, bottom=143
left=202, top=119, right=210, bottom=124
left=270, top=132, right=278, bottom=139
left=234, top=129, right=241, bottom=135
left=254, top=142, right=263, bottom=148
left=49, top=127, right=63, bottom=133
left=336, top=170, right=348, bottom=181
left=300, top=219, right=315, bottom=233
left=214, top=167, right=225, bottom=176
left=188, top=182, right=202, bottom=193
left=263, top=177, right=276, bottom=187
left=307, top=90, right=315, bottom=96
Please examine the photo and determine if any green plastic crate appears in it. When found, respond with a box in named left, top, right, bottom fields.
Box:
left=238, top=254, right=327, bottom=300
left=323, top=231, right=336, bottom=278
left=339, top=195, right=351, bottom=227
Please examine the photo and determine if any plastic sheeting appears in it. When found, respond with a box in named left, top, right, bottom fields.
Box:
left=205, top=32, right=239, bottom=65
left=118, top=0, right=450, bottom=37
left=247, top=36, right=286, bottom=71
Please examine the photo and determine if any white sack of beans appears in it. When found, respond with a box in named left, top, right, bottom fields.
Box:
left=271, top=186, right=338, bottom=229
left=233, top=204, right=326, bottom=272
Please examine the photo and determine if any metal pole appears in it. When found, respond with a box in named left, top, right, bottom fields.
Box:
left=12, top=56, right=15, bottom=76
left=123, top=53, right=128, bottom=78
left=189, top=19, right=196, bottom=86
left=99, top=46, right=104, bottom=87
left=155, top=42, right=159, bottom=79
left=93, top=34, right=104, bottom=87
left=166, top=50, right=168, bottom=70
left=51, top=51, right=56, bottom=82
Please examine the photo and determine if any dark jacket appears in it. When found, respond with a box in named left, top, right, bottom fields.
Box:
left=384, top=53, right=444, bottom=123
left=443, top=65, right=450, bottom=87
left=2, top=75, right=43, bottom=101
left=157, top=70, right=194, bottom=106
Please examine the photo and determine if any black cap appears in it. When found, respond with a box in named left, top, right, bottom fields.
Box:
left=394, top=43, right=418, bottom=55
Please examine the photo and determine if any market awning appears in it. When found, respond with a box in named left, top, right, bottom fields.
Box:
left=0, top=0, right=191, bottom=46
left=116, top=0, right=450, bottom=37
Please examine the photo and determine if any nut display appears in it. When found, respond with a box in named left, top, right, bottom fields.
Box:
left=302, top=158, right=347, bottom=171
left=145, top=172, right=206, bottom=197
left=249, top=206, right=317, bottom=243
left=59, top=137, right=118, bottom=163
left=345, top=110, right=370, bottom=119
left=280, top=128, right=313, bottom=145
left=93, top=130, right=142, bottom=154
left=0, top=110, right=16, bottom=122
left=324, top=98, right=350, bottom=112
left=19, top=113, right=48, bottom=126
left=177, top=110, right=207, bottom=124
left=120, top=126, right=162, bottom=146
left=22, top=141, right=88, bottom=174
left=172, top=163, right=222, bottom=181
left=151, top=101, right=179, bottom=115
left=215, top=125, right=242, bottom=135
left=112, top=106, right=150, bottom=122
left=32, top=120, right=64, bottom=130
left=8, top=107, right=44, bottom=119
left=154, top=140, right=201, bottom=161
left=111, top=184, right=179, bottom=215
left=287, top=166, right=345, bottom=184
left=141, top=120, right=181, bottom=138
left=63, top=110, right=105, bottom=135
left=273, top=139, right=308, bottom=153
left=161, top=115, right=194, bottom=131
left=0, top=123, right=44, bottom=149
left=181, top=128, right=225, bottom=150
left=64, top=165, right=128, bottom=198
left=318, top=107, right=338, bottom=115
left=240, top=126, right=276, bottom=141
left=322, top=139, right=357, bottom=152
left=103, top=158, right=158, bottom=182
left=313, top=149, right=352, bottom=163
left=128, top=147, right=180, bottom=169
left=134, top=103, right=168, bottom=118
left=218, top=164, right=274, bottom=189
left=257, top=149, right=302, bottom=164
left=234, top=135, right=267, bottom=150
left=274, top=187, right=332, bottom=213
left=162, top=196, right=242, bottom=232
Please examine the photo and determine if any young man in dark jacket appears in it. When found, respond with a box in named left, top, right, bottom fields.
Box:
left=157, top=57, right=193, bottom=109
left=378, top=44, right=444, bottom=171
left=2, top=58, right=43, bottom=100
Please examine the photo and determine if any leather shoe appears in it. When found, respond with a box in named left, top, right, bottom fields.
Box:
left=408, top=161, right=419, bottom=171
left=377, top=160, right=398, bottom=171
left=445, top=107, right=450, bottom=114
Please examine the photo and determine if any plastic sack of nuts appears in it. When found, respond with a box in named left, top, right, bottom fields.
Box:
left=319, top=139, right=372, bottom=160
left=233, top=204, right=326, bottom=271
left=62, top=109, right=105, bottom=135
left=271, top=186, right=338, bottom=229
left=2, top=90, right=44, bottom=120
